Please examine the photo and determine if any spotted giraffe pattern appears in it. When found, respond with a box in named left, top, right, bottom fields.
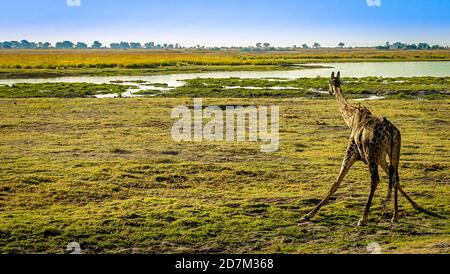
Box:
left=299, top=71, right=442, bottom=226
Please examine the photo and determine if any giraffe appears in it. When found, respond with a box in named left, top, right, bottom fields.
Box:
left=299, top=71, right=444, bottom=226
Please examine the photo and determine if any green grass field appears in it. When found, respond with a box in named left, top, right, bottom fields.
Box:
left=0, top=97, right=448, bottom=254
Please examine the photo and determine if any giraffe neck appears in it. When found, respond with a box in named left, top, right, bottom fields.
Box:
left=334, top=87, right=356, bottom=128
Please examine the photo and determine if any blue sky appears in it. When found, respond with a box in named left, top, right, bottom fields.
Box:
left=0, top=0, right=449, bottom=47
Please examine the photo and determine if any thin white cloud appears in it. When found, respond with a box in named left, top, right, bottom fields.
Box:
left=367, top=0, right=381, bottom=7
left=67, top=0, right=81, bottom=7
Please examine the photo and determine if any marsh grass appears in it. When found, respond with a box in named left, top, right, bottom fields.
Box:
left=0, top=83, right=131, bottom=98
left=149, top=77, right=450, bottom=99
left=1, top=77, right=449, bottom=99
left=0, top=97, right=448, bottom=253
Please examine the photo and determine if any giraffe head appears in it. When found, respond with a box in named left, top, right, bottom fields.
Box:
left=328, top=71, right=342, bottom=95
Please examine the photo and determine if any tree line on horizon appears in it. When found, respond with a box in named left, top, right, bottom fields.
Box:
left=376, top=41, right=447, bottom=50
left=0, top=40, right=447, bottom=51
left=0, top=40, right=179, bottom=50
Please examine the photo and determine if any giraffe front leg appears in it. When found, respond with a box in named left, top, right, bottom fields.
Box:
left=299, top=141, right=359, bottom=224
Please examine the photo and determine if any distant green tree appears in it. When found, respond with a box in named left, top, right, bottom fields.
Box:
left=91, top=41, right=102, bottom=49
left=385, top=41, right=391, bottom=49
left=119, top=42, right=130, bottom=49
left=76, top=42, right=88, bottom=49
left=302, top=44, right=309, bottom=49
left=130, top=42, right=142, bottom=49
left=36, top=42, right=51, bottom=49
left=56, top=41, right=74, bottom=49
left=1, top=41, right=13, bottom=48
left=417, top=43, right=431, bottom=50
left=144, top=42, right=155, bottom=49
left=313, top=42, right=321, bottom=49
left=110, top=43, right=121, bottom=49
left=11, top=41, right=21, bottom=48
left=20, top=40, right=32, bottom=48
left=431, top=44, right=442, bottom=50
left=392, top=42, right=406, bottom=49
left=338, top=42, right=345, bottom=48
left=64, top=41, right=75, bottom=49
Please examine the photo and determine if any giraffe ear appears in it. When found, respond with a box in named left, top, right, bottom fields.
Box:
left=331, top=72, right=335, bottom=79
left=337, top=71, right=341, bottom=79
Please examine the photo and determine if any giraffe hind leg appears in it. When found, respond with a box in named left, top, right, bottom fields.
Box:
left=380, top=159, right=393, bottom=208
left=383, top=156, right=445, bottom=220
left=398, top=185, right=447, bottom=219
left=358, top=162, right=380, bottom=226
left=388, top=133, right=446, bottom=220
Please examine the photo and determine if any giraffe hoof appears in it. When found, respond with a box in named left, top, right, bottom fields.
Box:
left=391, top=216, right=399, bottom=223
left=298, top=216, right=311, bottom=225
left=357, top=219, right=367, bottom=226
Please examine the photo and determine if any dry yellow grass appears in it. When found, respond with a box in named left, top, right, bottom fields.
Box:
left=0, top=50, right=272, bottom=69
left=0, top=49, right=449, bottom=69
